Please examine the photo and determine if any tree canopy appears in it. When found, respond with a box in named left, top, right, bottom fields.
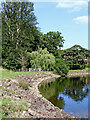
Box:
left=40, top=31, right=64, bottom=57
left=2, top=1, right=65, bottom=73
left=27, top=48, right=55, bottom=71
left=60, top=45, right=90, bottom=70
left=2, top=2, right=41, bottom=70
left=2, top=2, right=89, bottom=75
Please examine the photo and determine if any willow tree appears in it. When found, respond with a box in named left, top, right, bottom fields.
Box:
left=28, top=48, right=55, bottom=71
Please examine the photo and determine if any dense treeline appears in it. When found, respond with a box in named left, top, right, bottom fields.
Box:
left=2, top=1, right=68, bottom=76
left=1, top=2, right=89, bottom=75
left=60, top=45, right=90, bottom=70
left=2, top=2, right=41, bottom=70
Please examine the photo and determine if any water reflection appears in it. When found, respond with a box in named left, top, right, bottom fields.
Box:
left=39, top=75, right=90, bottom=118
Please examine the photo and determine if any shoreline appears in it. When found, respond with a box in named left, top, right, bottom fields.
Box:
left=2, top=72, right=72, bottom=118
left=28, top=73, right=72, bottom=118
left=2, top=70, right=89, bottom=118
left=30, top=70, right=89, bottom=118
left=67, top=70, right=89, bottom=77
left=29, top=74, right=71, bottom=118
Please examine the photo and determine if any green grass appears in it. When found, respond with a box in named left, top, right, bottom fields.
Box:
left=69, top=69, right=83, bottom=72
left=85, top=67, right=90, bottom=71
left=0, top=97, right=29, bottom=118
left=0, top=86, right=19, bottom=95
left=18, top=81, right=29, bottom=90
left=0, top=68, right=38, bottom=81
left=0, top=67, right=41, bottom=118
left=0, top=86, right=13, bottom=92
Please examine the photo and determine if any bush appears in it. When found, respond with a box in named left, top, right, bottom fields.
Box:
left=85, top=63, right=90, bottom=68
left=2, top=53, right=21, bottom=71
left=19, top=81, right=29, bottom=90
left=54, top=58, right=69, bottom=76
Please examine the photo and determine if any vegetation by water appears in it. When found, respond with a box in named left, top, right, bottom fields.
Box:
left=0, top=68, right=38, bottom=81
left=39, top=75, right=90, bottom=118
left=60, top=45, right=90, bottom=70
left=1, top=2, right=90, bottom=76
left=1, top=1, right=90, bottom=119
left=1, top=97, right=28, bottom=118
left=0, top=68, right=50, bottom=118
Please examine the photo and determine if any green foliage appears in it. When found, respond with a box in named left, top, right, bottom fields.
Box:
left=28, top=48, right=55, bottom=71
left=1, top=97, right=28, bottom=118
left=17, top=50, right=28, bottom=71
left=85, top=63, right=90, bottom=68
left=19, top=81, right=29, bottom=90
left=54, top=58, right=69, bottom=76
left=2, top=51, right=21, bottom=70
left=2, top=1, right=88, bottom=73
left=2, top=2, right=41, bottom=70
left=40, top=31, right=64, bottom=57
left=1, top=1, right=66, bottom=73
left=60, top=45, right=89, bottom=70
left=39, top=75, right=89, bottom=109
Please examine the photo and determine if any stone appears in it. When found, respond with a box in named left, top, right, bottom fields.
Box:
left=2, top=72, right=72, bottom=118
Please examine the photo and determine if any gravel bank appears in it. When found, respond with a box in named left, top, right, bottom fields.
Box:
left=68, top=70, right=89, bottom=77
left=28, top=73, right=71, bottom=118
left=2, top=72, right=73, bottom=118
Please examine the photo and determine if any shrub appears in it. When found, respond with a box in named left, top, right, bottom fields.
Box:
left=54, top=58, right=69, bottom=76
left=86, top=63, right=90, bottom=68
left=19, top=81, right=29, bottom=90
left=2, top=52, right=21, bottom=71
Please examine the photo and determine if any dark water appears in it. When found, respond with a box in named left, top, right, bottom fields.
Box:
left=39, top=75, right=90, bottom=118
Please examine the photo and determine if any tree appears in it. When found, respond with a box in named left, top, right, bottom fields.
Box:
left=17, top=49, right=28, bottom=71
left=2, top=2, right=38, bottom=49
left=40, top=31, right=64, bottom=57
left=2, top=2, right=41, bottom=70
left=54, top=58, right=69, bottom=76
left=27, top=48, right=55, bottom=71
left=60, top=45, right=89, bottom=70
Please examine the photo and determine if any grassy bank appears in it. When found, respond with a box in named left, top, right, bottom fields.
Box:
left=0, top=68, right=45, bottom=118
left=0, top=67, right=89, bottom=118
left=0, top=68, right=39, bottom=81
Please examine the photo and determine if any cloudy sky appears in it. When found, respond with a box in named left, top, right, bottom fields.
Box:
left=33, top=0, right=88, bottom=50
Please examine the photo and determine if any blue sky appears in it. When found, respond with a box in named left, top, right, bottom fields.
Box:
left=33, top=1, right=88, bottom=50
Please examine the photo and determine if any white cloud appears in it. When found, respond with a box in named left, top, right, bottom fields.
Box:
left=56, top=0, right=88, bottom=12
left=73, top=16, right=88, bottom=24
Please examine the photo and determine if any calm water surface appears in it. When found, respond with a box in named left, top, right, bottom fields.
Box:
left=39, top=75, right=90, bottom=118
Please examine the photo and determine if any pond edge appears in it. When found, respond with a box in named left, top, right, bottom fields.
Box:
left=29, top=73, right=74, bottom=118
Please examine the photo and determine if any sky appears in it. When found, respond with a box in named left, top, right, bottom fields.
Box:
left=33, top=0, right=89, bottom=50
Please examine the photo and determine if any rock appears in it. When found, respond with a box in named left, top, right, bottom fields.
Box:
left=2, top=72, right=71, bottom=118
left=7, top=82, right=11, bottom=87
left=22, top=111, right=26, bottom=116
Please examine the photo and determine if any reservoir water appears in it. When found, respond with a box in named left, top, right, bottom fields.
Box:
left=39, top=75, right=90, bottom=118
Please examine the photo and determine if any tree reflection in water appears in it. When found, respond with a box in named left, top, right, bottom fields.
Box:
left=39, top=75, right=90, bottom=109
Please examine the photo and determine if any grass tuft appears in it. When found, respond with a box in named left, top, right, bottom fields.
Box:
left=18, top=81, right=29, bottom=90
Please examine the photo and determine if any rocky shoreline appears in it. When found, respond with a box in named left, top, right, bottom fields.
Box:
left=2, top=70, right=89, bottom=118
left=28, top=73, right=71, bottom=118
left=1, top=72, right=73, bottom=118
left=67, top=70, right=89, bottom=77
